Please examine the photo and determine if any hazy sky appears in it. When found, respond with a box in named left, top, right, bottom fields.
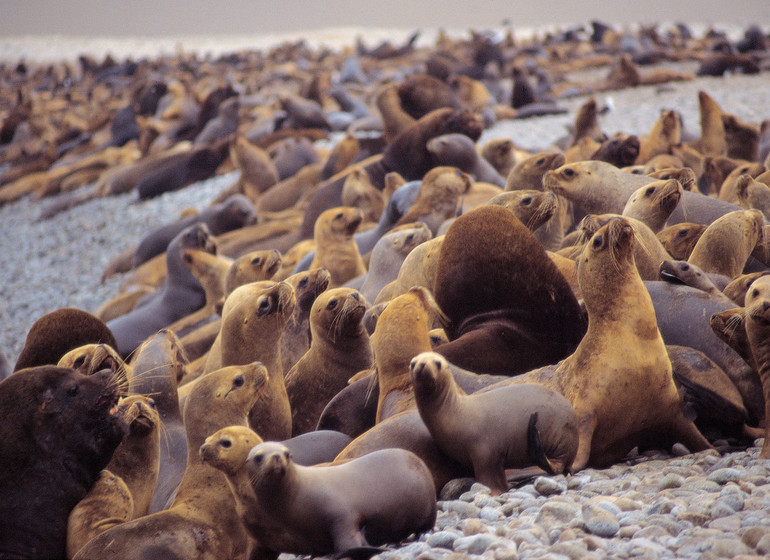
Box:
left=1, top=0, right=767, bottom=37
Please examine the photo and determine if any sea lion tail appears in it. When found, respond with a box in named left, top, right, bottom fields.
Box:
left=527, top=412, right=556, bottom=475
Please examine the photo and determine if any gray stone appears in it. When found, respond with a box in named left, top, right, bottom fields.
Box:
left=582, top=504, right=620, bottom=538
left=427, top=531, right=460, bottom=550
left=439, top=501, right=481, bottom=518
left=534, top=476, right=565, bottom=496
left=659, top=473, right=685, bottom=489
left=453, top=534, right=496, bottom=555
left=707, top=468, right=742, bottom=485
left=757, top=534, right=770, bottom=555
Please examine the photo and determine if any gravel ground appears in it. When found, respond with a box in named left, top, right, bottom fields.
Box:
left=1, top=32, right=769, bottom=560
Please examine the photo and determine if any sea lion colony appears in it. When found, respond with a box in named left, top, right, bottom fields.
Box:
left=1, top=19, right=770, bottom=560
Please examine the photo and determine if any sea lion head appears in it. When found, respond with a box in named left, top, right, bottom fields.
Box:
left=507, top=152, right=565, bottom=191
left=579, top=217, right=636, bottom=284
left=225, top=249, right=283, bottom=294
left=219, top=194, right=259, bottom=229
left=409, top=351, right=451, bottom=396
left=745, top=275, right=770, bottom=326
left=247, top=441, right=294, bottom=484
left=312, top=287, right=368, bottom=343
left=488, top=190, right=558, bottom=231
left=622, top=179, right=682, bottom=224
left=199, top=425, right=263, bottom=477
left=58, top=343, right=128, bottom=396
left=189, top=362, right=269, bottom=415
left=286, top=267, right=332, bottom=314
left=316, top=206, right=364, bottom=239
left=117, top=394, right=159, bottom=437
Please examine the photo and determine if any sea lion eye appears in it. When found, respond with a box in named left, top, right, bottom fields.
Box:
left=258, top=297, right=271, bottom=315
left=563, top=168, right=575, bottom=177
left=335, top=212, right=344, bottom=220
left=73, top=356, right=86, bottom=369
left=298, top=277, right=308, bottom=288
left=677, top=229, right=689, bottom=237
left=251, top=257, right=262, bottom=265
left=536, top=157, right=545, bottom=165
left=67, top=385, right=79, bottom=397
left=753, top=289, right=759, bottom=297
left=405, top=233, right=414, bottom=243
left=327, top=298, right=338, bottom=310
left=645, top=187, right=656, bottom=196
left=233, top=375, right=244, bottom=388
left=253, top=454, right=263, bottom=463
left=221, top=439, right=232, bottom=448
left=521, top=196, right=532, bottom=205
left=148, top=398, right=157, bottom=408
left=592, top=235, right=603, bottom=249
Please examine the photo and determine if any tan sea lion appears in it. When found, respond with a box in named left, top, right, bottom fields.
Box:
left=231, top=136, right=279, bottom=200
left=568, top=97, right=606, bottom=147
left=57, top=343, right=128, bottom=395
left=505, top=152, right=565, bottom=191
left=723, top=272, right=770, bottom=306
left=480, top=137, right=523, bottom=178
left=718, top=163, right=767, bottom=204
left=410, top=351, right=578, bottom=494
left=66, top=470, right=134, bottom=559
left=688, top=209, right=764, bottom=279
left=341, top=168, right=385, bottom=224
left=309, top=206, right=367, bottom=288
left=247, top=442, right=436, bottom=554
left=72, top=363, right=269, bottom=560
left=722, top=112, right=760, bottom=162
left=286, top=288, right=372, bottom=436
left=394, top=166, right=472, bottom=234
left=743, top=275, right=770, bottom=458
left=374, top=236, right=444, bottom=305
left=622, top=179, right=683, bottom=233
left=487, top=218, right=712, bottom=470
left=657, top=222, right=707, bottom=260
left=224, top=248, right=282, bottom=296
left=696, top=90, right=726, bottom=157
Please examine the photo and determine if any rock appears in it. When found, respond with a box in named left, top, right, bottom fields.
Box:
left=707, top=468, right=742, bottom=485
left=439, top=501, right=481, bottom=518
left=453, top=534, right=496, bottom=555
left=582, top=504, right=620, bottom=538
left=426, top=531, right=460, bottom=549
left=461, top=518, right=487, bottom=535
left=659, top=473, right=685, bottom=489
left=535, top=476, right=565, bottom=496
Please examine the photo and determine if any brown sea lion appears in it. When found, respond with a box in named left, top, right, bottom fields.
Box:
left=107, top=223, right=217, bottom=357
left=743, top=275, right=770, bottom=458
left=487, top=190, right=558, bottom=233
left=14, top=308, right=118, bottom=372
left=505, top=152, right=565, bottom=191
left=718, top=164, right=767, bottom=204
left=591, top=133, right=640, bottom=168
left=696, top=90, right=726, bottom=157
left=224, top=248, right=282, bottom=296
left=286, top=288, right=372, bottom=436
left=57, top=343, right=128, bottom=395
left=410, top=351, right=578, bottom=494
left=688, top=209, right=764, bottom=279
left=247, top=442, right=436, bottom=554
left=621, top=179, right=683, bottom=232
left=73, top=362, right=268, bottom=560
left=491, top=218, right=713, bottom=470
left=657, top=222, right=707, bottom=260
left=723, top=272, right=770, bottom=306
left=722, top=112, right=760, bottom=162
left=433, top=205, right=586, bottom=376
left=341, top=168, right=385, bottom=224
left=66, top=470, right=134, bottom=559
left=480, top=137, right=523, bottom=178
left=309, top=206, right=367, bottom=288
left=230, top=136, right=279, bottom=200
left=426, top=133, right=506, bottom=187
left=0, top=367, right=125, bottom=560
left=394, top=166, right=471, bottom=234
left=568, top=97, right=606, bottom=147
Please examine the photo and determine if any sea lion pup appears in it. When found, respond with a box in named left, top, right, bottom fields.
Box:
left=132, top=194, right=257, bottom=268
left=358, top=225, right=432, bottom=304
left=719, top=164, right=767, bottom=204
left=505, top=152, right=565, bottom=191
left=66, top=470, right=134, bottom=559
left=568, top=98, right=606, bottom=147
left=128, top=330, right=188, bottom=514
left=0, top=367, right=126, bottom=560
left=107, top=223, right=217, bottom=358
left=281, top=268, right=332, bottom=375
left=224, top=248, right=282, bottom=296
left=309, top=206, right=367, bottom=288
left=371, top=287, right=437, bottom=422
left=286, top=288, right=372, bottom=435
left=247, top=442, right=436, bottom=555
left=341, top=167, right=385, bottom=224
left=200, top=426, right=310, bottom=560
left=743, top=275, right=770, bottom=458
left=72, top=363, right=268, bottom=560
left=394, top=166, right=471, bottom=234
left=688, top=209, right=764, bottom=280
left=426, top=133, right=506, bottom=187
left=545, top=160, right=743, bottom=224
left=433, top=205, right=586, bottom=376
left=14, top=307, right=118, bottom=372
left=494, top=219, right=712, bottom=470
left=203, top=281, right=296, bottom=441
left=410, top=351, right=578, bottom=494
left=622, top=179, right=683, bottom=233
left=657, top=222, right=707, bottom=260
left=230, top=136, right=279, bottom=200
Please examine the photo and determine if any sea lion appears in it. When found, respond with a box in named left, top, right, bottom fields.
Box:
left=505, top=152, right=565, bottom=191
left=14, top=308, right=118, bottom=372
left=433, top=205, right=586, bottom=375
left=488, top=190, right=558, bottom=232
left=394, top=167, right=471, bottom=234
left=309, top=206, right=367, bottom=288
left=718, top=164, right=767, bottom=204
left=743, top=275, right=770, bottom=458
left=480, top=137, right=522, bottom=178
left=591, top=133, right=640, bottom=168
left=230, top=136, right=279, bottom=199
left=688, top=209, right=764, bottom=279
left=57, top=343, right=128, bottom=394
left=204, top=281, right=296, bottom=441
left=636, top=109, right=682, bottom=164
left=696, top=90, right=727, bottom=157
left=622, top=179, right=683, bottom=233
left=426, top=133, right=506, bottom=187
left=490, top=218, right=712, bottom=470
left=341, top=168, right=385, bottom=224
left=0, top=367, right=125, bottom=560
left=224, top=248, right=282, bottom=296
left=128, top=330, right=188, bottom=514
left=658, top=260, right=732, bottom=303
left=280, top=267, right=332, bottom=375
left=132, top=194, right=256, bottom=268
left=568, top=97, right=606, bottom=147
left=722, top=113, right=760, bottom=162
left=247, top=442, right=436, bottom=554
left=280, top=430, right=354, bottom=466
left=373, top=235, right=444, bottom=305
left=106, top=395, right=161, bottom=519
left=410, top=351, right=578, bottom=494
left=286, top=287, right=372, bottom=436
left=72, top=362, right=269, bottom=560
left=107, top=223, right=217, bottom=357
left=66, top=470, right=134, bottom=559
left=656, top=222, right=706, bottom=260
left=723, top=272, right=770, bottom=306
left=358, top=225, right=432, bottom=304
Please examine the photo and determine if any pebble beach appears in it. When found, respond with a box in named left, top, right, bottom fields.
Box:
left=2, top=23, right=770, bottom=560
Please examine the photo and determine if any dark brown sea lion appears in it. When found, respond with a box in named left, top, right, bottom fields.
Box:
left=247, top=442, right=436, bottom=554
left=410, top=351, right=578, bottom=494
left=0, top=367, right=125, bottom=560
left=14, top=308, right=117, bottom=372
left=286, top=288, right=372, bottom=436
left=107, top=223, right=217, bottom=357
left=73, top=362, right=268, bottom=560
left=433, top=205, right=586, bottom=376
left=426, top=133, right=506, bottom=187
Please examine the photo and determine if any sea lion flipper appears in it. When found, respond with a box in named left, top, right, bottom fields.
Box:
left=526, top=412, right=556, bottom=475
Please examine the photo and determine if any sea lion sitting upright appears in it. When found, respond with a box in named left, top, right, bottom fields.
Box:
left=688, top=209, right=764, bottom=279
left=410, top=351, right=578, bottom=494
left=247, top=442, right=437, bottom=555
left=433, top=205, right=586, bottom=376
left=0, top=367, right=126, bottom=560
left=309, top=206, right=367, bottom=288
left=742, top=275, right=770, bottom=458
left=107, top=223, right=217, bottom=357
